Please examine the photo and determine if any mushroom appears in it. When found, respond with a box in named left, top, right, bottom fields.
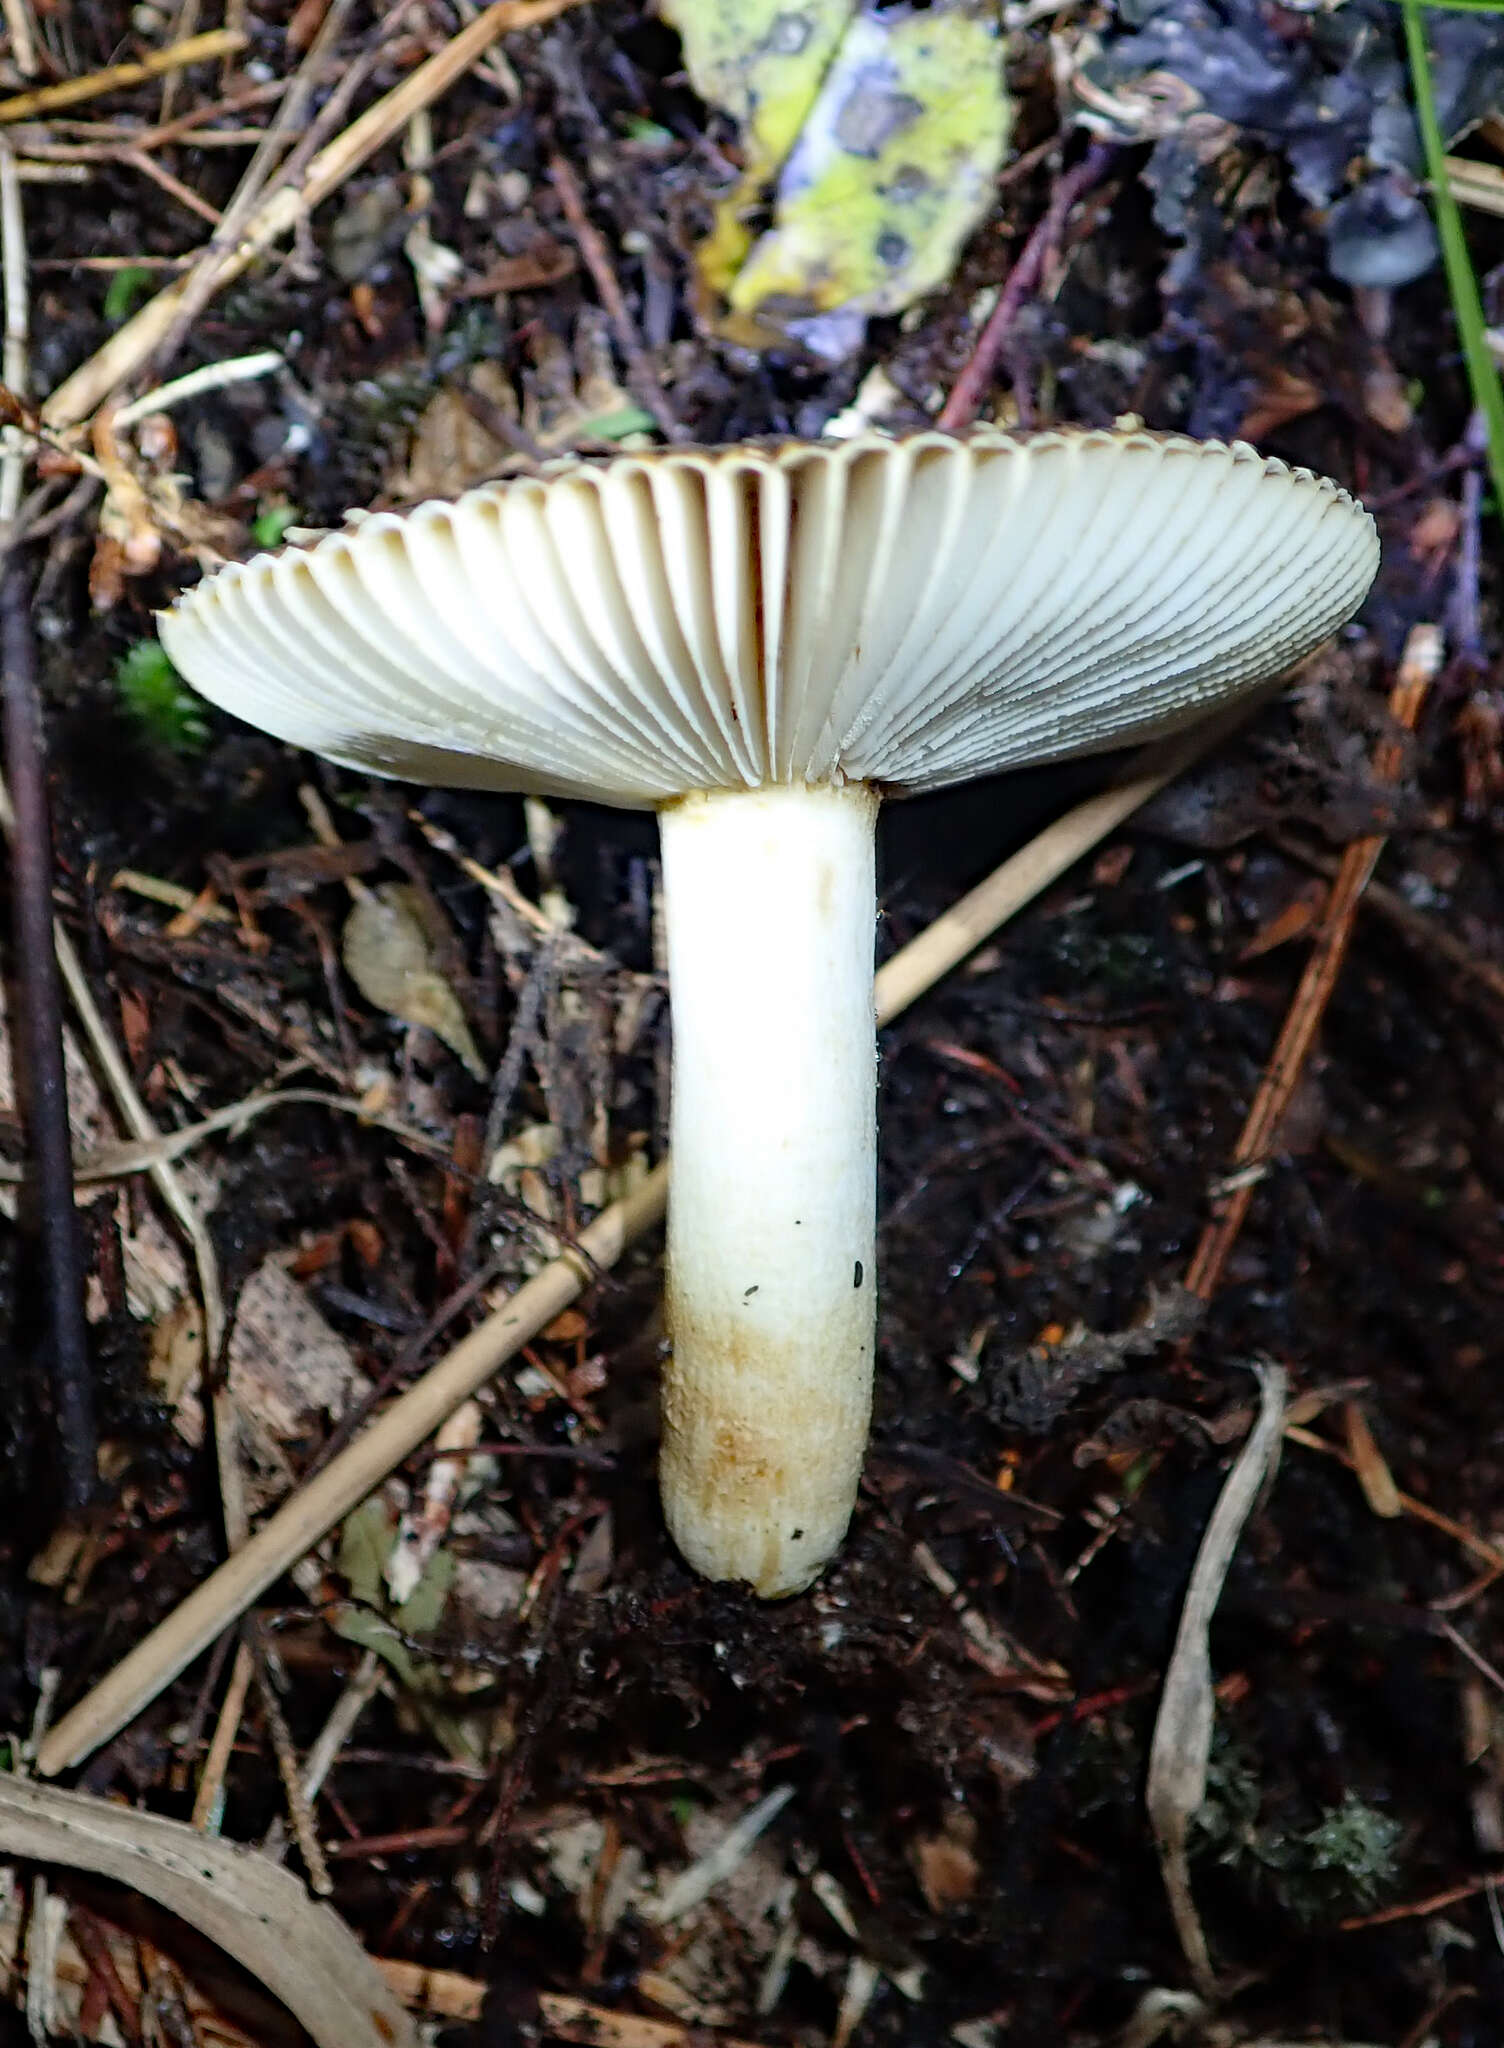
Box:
left=159, top=427, right=1378, bottom=1597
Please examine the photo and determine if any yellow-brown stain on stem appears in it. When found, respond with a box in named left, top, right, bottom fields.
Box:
left=660, top=1286, right=871, bottom=1596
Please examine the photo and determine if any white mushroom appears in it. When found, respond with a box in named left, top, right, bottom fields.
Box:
left=159, top=427, right=1379, bottom=1597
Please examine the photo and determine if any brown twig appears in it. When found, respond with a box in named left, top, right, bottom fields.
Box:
left=0, top=146, right=94, bottom=1507
left=937, top=143, right=1115, bottom=433
left=549, top=152, right=686, bottom=443
left=65, top=1903, right=144, bottom=2047
left=379, top=1961, right=776, bottom=2047
left=1339, top=1872, right=1500, bottom=1932
left=189, top=1637, right=254, bottom=1828
left=33, top=255, right=193, bottom=272
left=118, top=145, right=222, bottom=226
left=248, top=1624, right=333, bottom=1895
left=45, top=75, right=288, bottom=150
left=0, top=28, right=246, bottom=124
left=1182, top=623, right=1444, bottom=1302
left=1283, top=1422, right=1504, bottom=1575
left=1273, top=828, right=1504, bottom=1013
left=0, top=560, right=95, bottom=1510
left=324, top=1823, right=473, bottom=1860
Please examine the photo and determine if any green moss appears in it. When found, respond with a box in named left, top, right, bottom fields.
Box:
left=1047, top=916, right=1161, bottom=997
left=1193, top=1734, right=1403, bottom=1925
left=114, top=641, right=207, bottom=756
left=1283, top=1791, right=1405, bottom=1922
left=251, top=500, right=299, bottom=549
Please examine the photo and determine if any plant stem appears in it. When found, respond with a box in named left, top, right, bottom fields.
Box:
left=657, top=782, right=879, bottom=1597
left=1402, top=0, right=1504, bottom=530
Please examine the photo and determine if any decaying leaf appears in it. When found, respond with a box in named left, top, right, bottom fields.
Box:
left=910, top=1811, right=980, bottom=1913
left=88, top=401, right=242, bottom=599
left=0, top=1777, right=416, bottom=2048
left=1145, top=1360, right=1286, bottom=1999
left=92, top=403, right=162, bottom=585
left=334, top=1497, right=486, bottom=1763
left=660, top=0, right=854, bottom=293
left=395, top=360, right=521, bottom=499
left=522, top=308, right=646, bottom=449
left=147, top=1296, right=207, bottom=1417
left=730, top=5, right=1013, bottom=355
left=665, top=0, right=1011, bottom=353
left=340, top=1496, right=454, bottom=1637
left=228, top=1260, right=371, bottom=1494
left=342, top=882, right=485, bottom=1079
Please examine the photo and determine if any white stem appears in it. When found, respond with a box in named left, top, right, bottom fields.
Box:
left=657, top=782, right=879, bottom=1597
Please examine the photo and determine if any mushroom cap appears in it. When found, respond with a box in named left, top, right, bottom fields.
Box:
left=160, top=427, right=1378, bottom=807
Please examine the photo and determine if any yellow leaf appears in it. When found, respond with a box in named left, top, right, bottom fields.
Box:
left=662, top=0, right=856, bottom=292
left=729, top=3, right=1012, bottom=352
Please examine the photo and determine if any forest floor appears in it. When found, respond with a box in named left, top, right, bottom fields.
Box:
left=1, top=2, right=1503, bottom=2045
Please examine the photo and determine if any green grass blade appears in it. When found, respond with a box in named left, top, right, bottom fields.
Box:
left=1402, top=0, right=1504, bottom=530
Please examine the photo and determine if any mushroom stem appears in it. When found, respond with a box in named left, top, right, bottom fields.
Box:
left=657, top=781, right=879, bottom=1597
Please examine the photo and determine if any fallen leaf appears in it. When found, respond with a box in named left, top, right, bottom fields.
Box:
left=222, top=1259, right=370, bottom=1501
left=1236, top=886, right=1322, bottom=960
left=0, top=1777, right=415, bottom=2048
left=665, top=0, right=1011, bottom=352
left=911, top=1811, right=980, bottom=1911
left=335, top=1498, right=483, bottom=1762
left=455, top=237, right=576, bottom=297
left=343, top=883, right=485, bottom=1079
left=728, top=3, right=1013, bottom=354
left=661, top=0, right=854, bottom=294
left=396, top=361, right=520, bottom=499
left=1237, top=366, right=1322, bottom=441
left=1146, top=1361, right=1286, bottom=1999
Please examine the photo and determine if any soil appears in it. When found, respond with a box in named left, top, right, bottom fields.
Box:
left=3, top=3, right=1504, bottom=2045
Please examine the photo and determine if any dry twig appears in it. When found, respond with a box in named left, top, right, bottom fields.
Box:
left=0, top=569, right=95, bottom=1508
left=937, top=144, right=1115, bottom=432
left=149, top=0, right=381, bottom=375
left=1283, top=1423, right=1504, bottom=1575
left=1182, top=623, right=1444, bottom=1303
left=188, top=1639, right=253, bottom=1831
left=41, top=0, right=593, bottom=428
left=0, top=0, right=39, bottom=80
left=380, top=1961, right=776, bottom=2047
left=1274, top=827, right=1504, bottom=1015
left=0, top=142, right=95, bottom=1508
left=0, top=29, right=245, bottom=124
left=0, top=1082, right=454, bottom=1184
left=247, top=1626, right=332, bottom=1894
left=549, top=152, right=685, bottom=442
left=1339, top=1873, right=1500, bottom=1932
